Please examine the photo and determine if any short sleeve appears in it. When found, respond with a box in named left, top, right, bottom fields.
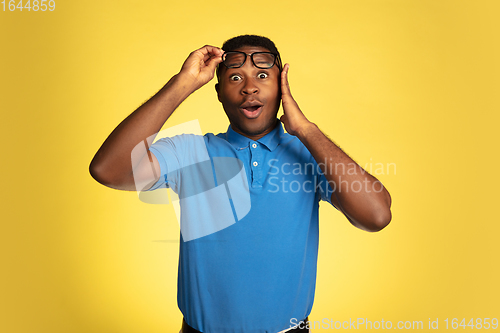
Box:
left=317, top=171, right=333, bottom=203
left=147, top=134, right=210, bottom=192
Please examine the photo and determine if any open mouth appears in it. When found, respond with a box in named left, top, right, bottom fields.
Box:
left=240, top=106, right=263, bottom=119
left=240, top=101, right=264, bottom=119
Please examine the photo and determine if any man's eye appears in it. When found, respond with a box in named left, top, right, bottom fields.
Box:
left=257, top=73, right=268, bottom=79
left=230, top=75, right=242, bottom=81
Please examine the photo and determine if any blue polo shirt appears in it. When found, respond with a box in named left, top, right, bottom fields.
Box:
left=149, top=121, right=333, bottom=333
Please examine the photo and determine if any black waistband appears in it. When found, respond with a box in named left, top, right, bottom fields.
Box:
left=182, top=317, right=309, bottom=333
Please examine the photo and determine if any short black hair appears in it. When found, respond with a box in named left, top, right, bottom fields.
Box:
left=216, top=34, right=282, bottom=80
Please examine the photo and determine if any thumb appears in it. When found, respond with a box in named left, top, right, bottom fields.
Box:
left=208, top=55, right=223, bottom=71
left=280, top=114, right=287, bottom=125
left=206, top=49, right=224, bottom=70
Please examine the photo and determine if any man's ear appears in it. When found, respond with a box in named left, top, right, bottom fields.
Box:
left=215, top=83, right=221, bottom=102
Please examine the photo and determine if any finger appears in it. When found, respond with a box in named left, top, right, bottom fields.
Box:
left=208, top=47, right=224, bottom=66
left=195, top=45, right=224, bottom=61
left=194, top=45, right=222, bottom=63
left=281, top=63, right=291, bottom=96
left=202, top=52, right=223, bottom=66
left=198, top=45, right=220, bottom=54
left=206, top=50, right=223, bottom=67
left=200, top=45, right=224, bottom=58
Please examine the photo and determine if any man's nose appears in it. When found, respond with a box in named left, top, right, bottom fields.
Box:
left=241, top=79, right=259, bottom=95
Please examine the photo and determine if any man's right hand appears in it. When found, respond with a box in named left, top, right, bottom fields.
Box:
left=90, top=44, right=224, bottom=191
left=179, top=45, right=224, bottom=91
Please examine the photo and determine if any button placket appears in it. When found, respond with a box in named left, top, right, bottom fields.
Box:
left=250, top=142, right=262, bottom=187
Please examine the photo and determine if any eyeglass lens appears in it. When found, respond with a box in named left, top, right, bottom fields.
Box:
left=223, top=52, right=276, bottom=69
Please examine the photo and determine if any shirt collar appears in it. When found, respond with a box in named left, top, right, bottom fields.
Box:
left=225, top=120, right=283, bottom=151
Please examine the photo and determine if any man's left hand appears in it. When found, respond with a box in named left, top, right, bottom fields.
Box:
left=280, top=64, right=314, bottom=137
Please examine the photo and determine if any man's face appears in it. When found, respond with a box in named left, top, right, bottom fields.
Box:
left=216, top=46, right=281, bottom=140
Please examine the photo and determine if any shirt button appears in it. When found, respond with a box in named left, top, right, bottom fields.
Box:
left=252, top=143, right=257, bottom=148
left=253, top=161, right=258, bottom=167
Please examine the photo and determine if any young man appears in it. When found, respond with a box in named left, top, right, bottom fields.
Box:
left=90, top=35, right=392, bottom=333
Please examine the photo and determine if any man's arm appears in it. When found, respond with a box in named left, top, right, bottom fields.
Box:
left=279, top=64, right=392, bottom=232
left=89, top=45, right=224, bottom=191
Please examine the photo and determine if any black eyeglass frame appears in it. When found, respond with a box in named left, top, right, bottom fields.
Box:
left=221, top=51, right=282, bottom=70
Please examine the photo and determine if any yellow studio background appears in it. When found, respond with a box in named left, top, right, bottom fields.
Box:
left=1, top=0, right=498, bottom=332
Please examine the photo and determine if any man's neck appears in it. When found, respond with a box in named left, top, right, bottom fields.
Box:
left=230, top=119, right=279, bottom=141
